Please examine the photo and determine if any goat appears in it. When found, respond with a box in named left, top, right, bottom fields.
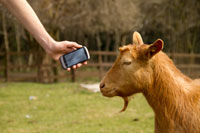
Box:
left=100, top=32, right=200, bottom=133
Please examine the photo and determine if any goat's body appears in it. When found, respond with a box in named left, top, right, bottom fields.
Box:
left=100, top=32, right=200, bottom=133
left=143, top=52, right=200, bottom=133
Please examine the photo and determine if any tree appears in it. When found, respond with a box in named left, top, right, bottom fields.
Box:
left=140, top=0, right=200, bottom=53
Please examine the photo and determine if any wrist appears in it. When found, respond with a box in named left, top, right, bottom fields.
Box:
left=47, top=38, right=57, bottom=55
left=39, top=35, right=56, bottom=54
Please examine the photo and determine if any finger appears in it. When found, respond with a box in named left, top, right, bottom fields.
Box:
left=83, top=61, right=87, bottom=65
left=67, top=68, right=71, bottom=71
left=64, top=47, right=74, bottom=53
left=77, top=63, right=82, bottom=68
left=72, top=65, right=76, bottom=69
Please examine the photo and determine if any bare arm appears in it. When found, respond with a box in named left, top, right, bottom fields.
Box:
left=1, top=0, right=87, bottom=71
left=1, top=0, right=54, bottom=51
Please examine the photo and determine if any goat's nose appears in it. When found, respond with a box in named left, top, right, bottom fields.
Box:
left=100, top=82, right=105, bottom=89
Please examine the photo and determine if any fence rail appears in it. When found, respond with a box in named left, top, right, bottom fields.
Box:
left=0, top=51, right=200, bottom=82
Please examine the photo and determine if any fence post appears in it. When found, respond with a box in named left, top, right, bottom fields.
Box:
left=71, top=69, right=76, bottom=82
left=189, top=52, right=194, bottom=77
left=52, top=60, right=58, bottom=82
left=98, top=52, right=103, bottom=79
left=36, top=50, right=43, bottom=82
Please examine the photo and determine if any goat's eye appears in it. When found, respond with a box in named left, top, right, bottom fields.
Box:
left=123, top=61, right=132, bottom=65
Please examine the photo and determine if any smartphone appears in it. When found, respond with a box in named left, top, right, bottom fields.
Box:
left=59, top=46, right=90, bottom=69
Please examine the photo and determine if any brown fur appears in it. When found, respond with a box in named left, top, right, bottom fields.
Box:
left=100, top=32, right=200, bottom=133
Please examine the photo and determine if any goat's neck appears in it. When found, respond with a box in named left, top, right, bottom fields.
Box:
left=143, top=52, right=192, bottom=124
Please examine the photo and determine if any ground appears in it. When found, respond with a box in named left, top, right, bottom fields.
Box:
left=0, top=82, right=154, bottom=133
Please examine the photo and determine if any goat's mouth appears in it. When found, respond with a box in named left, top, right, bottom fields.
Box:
left=101, top=88, right=130, bottom=112
left=100, top=88, right=118, bottom=97
left=100, top=87, right=131, bottom=112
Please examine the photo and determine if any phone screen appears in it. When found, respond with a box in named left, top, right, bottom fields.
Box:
left=63, top=47, right=88, bottom=67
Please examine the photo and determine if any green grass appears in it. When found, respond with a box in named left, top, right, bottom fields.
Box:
left=0, top=82, right=154, bottom=133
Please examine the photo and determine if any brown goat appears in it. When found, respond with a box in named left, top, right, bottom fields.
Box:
left=100, top=32, right=200, bottom=133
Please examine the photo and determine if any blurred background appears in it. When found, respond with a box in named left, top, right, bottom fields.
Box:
left=0, top=1, right=199, bottom=132
left=0, top=0, right=200, bottom=83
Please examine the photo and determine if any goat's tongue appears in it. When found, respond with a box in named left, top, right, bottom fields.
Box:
left=120, top=97, right=129, bottom=112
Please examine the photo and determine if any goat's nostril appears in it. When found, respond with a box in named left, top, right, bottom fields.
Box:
left=100, top=83, right=105, bottom=89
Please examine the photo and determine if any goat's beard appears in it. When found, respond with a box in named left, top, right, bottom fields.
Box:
left=101, top=87, right=136, bottom=112
left=120, top=97, right=129, bottom=112
left=115, top=88, right=137, bottom=112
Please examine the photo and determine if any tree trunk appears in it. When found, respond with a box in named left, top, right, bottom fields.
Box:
left=2, top=13, right=10, bottom=82
left=84, top=35, right=89, bottom=48
left=113, top=31, right=120, bottom=51
left=96, top=33, right=103, bottom=79
left=15, top=23, right=23, bottom=72
left=53, top=30, right=60, bottom=83
left=27, top=34, right=34, bottom=72
left=121, top=34, right=127, bottom=46
left=104, top=33, right=111, bottom=62
left=96, top=33, right=102, bottom=51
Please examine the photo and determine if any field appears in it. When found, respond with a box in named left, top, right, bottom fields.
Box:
left=0, top=82, right=154, bottom=133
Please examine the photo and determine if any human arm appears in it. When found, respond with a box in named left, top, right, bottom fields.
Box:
left=1, top=0, right=87, bottom=71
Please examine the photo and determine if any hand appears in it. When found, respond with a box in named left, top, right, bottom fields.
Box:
left=0, top=0, right=87, bottom=71
left=47, top=40, right=87, bottom=71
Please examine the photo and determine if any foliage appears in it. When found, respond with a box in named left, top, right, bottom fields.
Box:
left=0, top=0, right=199, bottom=52
left=0, top=0, right=199, bottom=82
left=140, top=0, right=200, bottom=53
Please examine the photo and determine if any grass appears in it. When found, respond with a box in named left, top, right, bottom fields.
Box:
left=0, top=82, right=154, bottom=133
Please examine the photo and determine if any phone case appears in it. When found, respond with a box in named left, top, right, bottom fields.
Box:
left=59, top=46, right=90, bottom=69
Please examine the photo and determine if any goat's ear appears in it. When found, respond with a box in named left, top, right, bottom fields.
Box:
left=133, top=31, right=144, bottom=45
left=146, top=39, right=164, bottom=58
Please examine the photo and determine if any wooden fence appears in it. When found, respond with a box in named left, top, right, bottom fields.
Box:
left=0, top=51, right=200, bottom=82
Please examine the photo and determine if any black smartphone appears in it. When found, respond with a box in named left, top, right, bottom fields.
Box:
left=59, top=46, right=90, bottom=69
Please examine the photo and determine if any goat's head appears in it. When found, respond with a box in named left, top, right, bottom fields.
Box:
left=100, top=32, right=164, bottom=111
